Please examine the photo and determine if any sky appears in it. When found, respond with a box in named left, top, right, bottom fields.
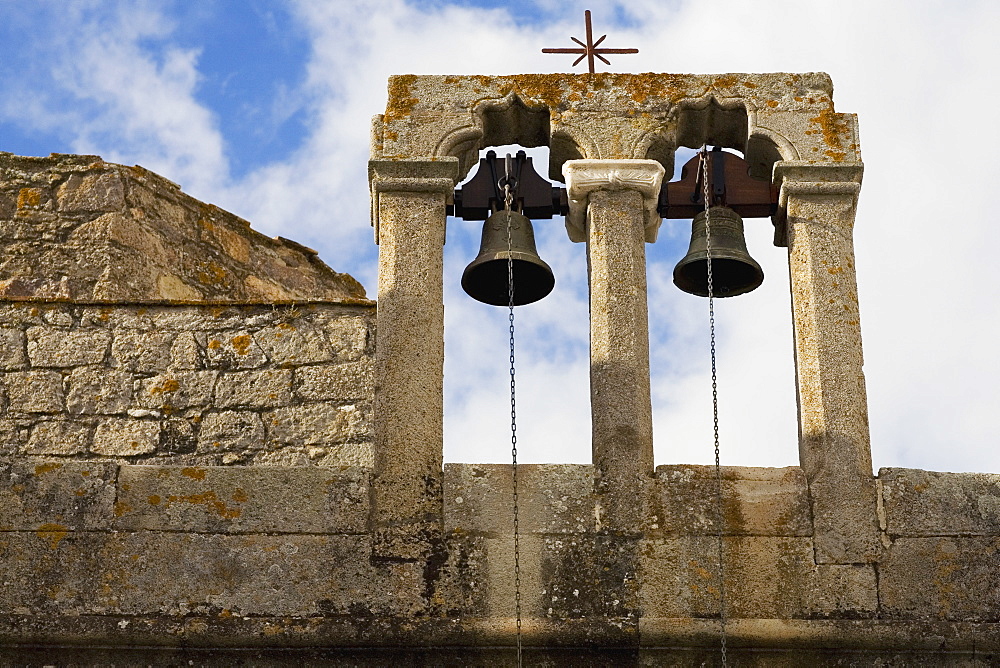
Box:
left=2, top=0, right=999, bottom=473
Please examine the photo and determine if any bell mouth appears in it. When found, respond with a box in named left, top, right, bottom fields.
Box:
left=461, top=255, right=555, bottom=306
left=672, top=256, right=764, bottom=297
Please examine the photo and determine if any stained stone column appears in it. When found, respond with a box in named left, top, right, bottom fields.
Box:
left=775, top=161, right=881, bottom=564
left=368, top=158, right=458, bottom=559
left=564, top=160, right=665, bottom=530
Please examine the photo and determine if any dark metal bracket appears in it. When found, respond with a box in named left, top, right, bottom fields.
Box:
left=658, top=148, right=784, bottom=246
left=449, top=150, right=568, bottom=221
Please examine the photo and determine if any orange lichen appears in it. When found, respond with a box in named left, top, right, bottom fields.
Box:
left=207, top=339, right=222, bottom=350
left=148, top=378, right=180, bottom=395
left=181, top=467, right=206, bottom=480
left=766, top=100, right=779, bottom=108
left=231, top=488, right=248, bottom=503
left=383, top=74, right=419, bottom=123
left=17, top=188, right=41, bottom=209
left=148, top=495, right=161, bottom=505
left=36, top=523, right=69, bottom=550
left=34, top=462, right=63, bottom=475
left=231, top=334, right=252, bottom=355
left=114, top=501, right=132, bottom=517
left=809, top=109, right=850, bottom=151
left=164, top=491, right=241, bottom=519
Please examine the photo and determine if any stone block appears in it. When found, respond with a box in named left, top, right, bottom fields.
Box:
left=169, top=331, right=203, bottom=369
left=654, top=465, right=812, bottom=536
left=881, top=537, right=1000, bottom=622
left=137, top=371, right=217, bottom=412
left=0, top=460, right=116, bottom=530
left=639, top=536, right=877, bottom=621
left=26, top=327, right=110, bottom=367
left=267, top=403, right=368, bottom=446
left=24, top=420, right=91, bottom=455
left=0, top=328, right=27, bottom=370
left=880, top=468, right=1000, bottom=536
left=214, top=369, right=292, bottom=409
left=295, top=358, right=374, bottom=402
left=110, top=330, right=174, bottom=373
left=253, top=324, right=333, bottom=365
left=0, top=531, right=421, bottom=618
left=3, top=370, right=64, bottom=413
left=203, top=331, right=268, bottom=369
left=56, top=171, right=125, bottom=212
left=198, top=411, right=265, bottom=452
left=0, top=420, right=23, bottom=454
left=444, top=463, right=597, bottom=535
left=91, top=419, right=159, bottom=456
left=66, top=366, right=131, bottom=414
left=114, top=465, right=369, bottom=533
left=322, top=317, right=369, bottom=362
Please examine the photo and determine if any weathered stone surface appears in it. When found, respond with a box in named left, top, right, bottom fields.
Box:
left=169, top=331, right=203, bottom=369
left=137, top=371, right=216, bottom=411
left=655, top=465, right=811, bottom=536
left=253, top=323, right=332, bottom=365
left=0, top=460, right=116, bottom=530
left=0, top=531, right=421, bottom=618
left=214, top=369, right=292, bottom=409
left=26, top=326, right=110, bottom=367
left=23, top=420, right=91, bottom=455
left=0, top=154, right=369, bottom=303
left=111, top=330, right=174, bottom=373
left=296, top=358, right=374, bottom=402
left=56, top=171, right=125, bottom=212
left=91, top=419, right=160, bottom=456
left=324, top=316, right=369, bottom=362
left=445, top=463, right=597, bottom=534
left=198, top=411, right=265, bottom=452
left=881, top=468, right=1000, bottom=536
left=0, top=327, right=27, bottom=369
left=3, top=369, right=64, bottom=412
left=114, top=465, right=369, bottom=533
left=268, top=403, right=369, bottom=446
left=66, top=366, right=131, bottom=414
left=881, top=537, right=1000, bottom=622
left=203, top=331, right=268, bottom=369
left=639, top=536, right=877, bottom=620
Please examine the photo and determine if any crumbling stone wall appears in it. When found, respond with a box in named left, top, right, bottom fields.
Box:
left=0, top=302, right=374, bottom=467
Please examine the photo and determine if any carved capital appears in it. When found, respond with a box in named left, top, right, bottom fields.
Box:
left=368, top=158, right=460, bottom=244
left=562, top=160, right=665, bottom=243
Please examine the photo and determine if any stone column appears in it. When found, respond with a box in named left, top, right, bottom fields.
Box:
left=368, top=158, right=458, bottom=559
left=563, top=160, right=665, bottom=530
left=775, top=161, right=881, bottom=564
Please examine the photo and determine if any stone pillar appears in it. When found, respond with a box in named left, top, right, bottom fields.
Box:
left=563, top=160, right=665, bottom=530
left=775, top=161, right=881, bottom=564
left=368, top=158, right=458, bottom=559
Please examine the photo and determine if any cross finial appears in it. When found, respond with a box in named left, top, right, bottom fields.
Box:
left=542, top=10, right=639, bottom=74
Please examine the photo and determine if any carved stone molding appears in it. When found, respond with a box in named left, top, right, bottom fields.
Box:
left=562, top=160, right=666, bottom=243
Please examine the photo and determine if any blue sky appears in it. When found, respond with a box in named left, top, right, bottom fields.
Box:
left=2, top=0, right=999, bottom=472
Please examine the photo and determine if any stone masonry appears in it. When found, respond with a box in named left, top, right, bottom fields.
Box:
left=0, top=73, right=999, bottom=664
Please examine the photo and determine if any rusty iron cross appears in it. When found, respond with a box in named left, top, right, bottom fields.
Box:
left=542, top=10, right=638, bottom=73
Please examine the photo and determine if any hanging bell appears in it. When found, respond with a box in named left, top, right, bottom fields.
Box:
left=673, top=206, right=764, bottom=297
left=462, top=209, right=555, bottom=306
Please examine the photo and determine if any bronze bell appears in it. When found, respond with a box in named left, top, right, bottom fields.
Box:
left=673, top=206, right=763, bottom=297
left=462, top=209, right=555, bottom=306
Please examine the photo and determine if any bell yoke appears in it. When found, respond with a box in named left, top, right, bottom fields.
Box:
left=452, top=146, right=779, bottom=305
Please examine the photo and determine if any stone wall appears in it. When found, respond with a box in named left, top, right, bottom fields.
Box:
left=0, top=302, right=374, bottom=467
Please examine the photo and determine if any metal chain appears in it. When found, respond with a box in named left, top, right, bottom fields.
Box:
left=700, top=147, right=728, bottom=667
left=503, top=174, right=523, bottom=667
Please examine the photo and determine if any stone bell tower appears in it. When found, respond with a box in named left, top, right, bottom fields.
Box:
left=368, top=73, right=875, bottom=563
